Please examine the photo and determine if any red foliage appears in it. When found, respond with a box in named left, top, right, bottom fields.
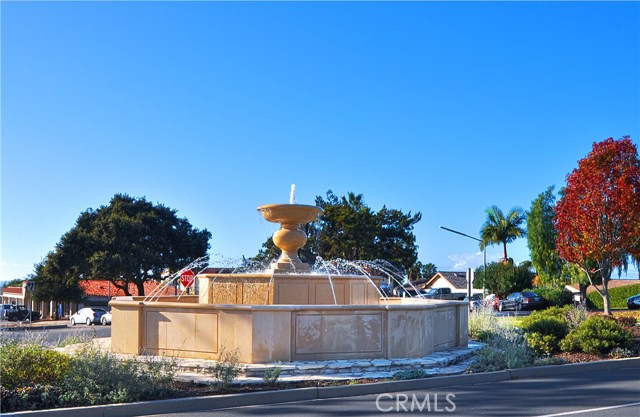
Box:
left=554, top=137, right=640, bottom=272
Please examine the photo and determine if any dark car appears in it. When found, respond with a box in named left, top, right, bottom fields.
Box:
left=627, top=293, right=640, bottom=310
left=499, top=291, right=546, bottom=311
left=5, top=305, right=41, bottom=321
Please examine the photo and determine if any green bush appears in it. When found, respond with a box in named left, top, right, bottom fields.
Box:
left=564, top=304, right=589, bottom=330
left=210, top=347, right=242, bottom=388
left=468, top=325, right=533, bottom=372
left=524, top=318, right=569, bottom=355
left=587, top=283, right=640, bottom=310
left=0, top=339, right=70, bottom=390
left=561, top=316, right=634, bottom=354
left=468, top=308, right=502, bottom=340
left=521, top=306, right=569, bottom=329
left=392, top=369, right=428, bottom=380
left=525, top=287, right=574, bottom=307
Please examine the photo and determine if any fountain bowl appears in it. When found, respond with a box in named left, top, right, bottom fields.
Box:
left=257, top=204, right=323, bottom=224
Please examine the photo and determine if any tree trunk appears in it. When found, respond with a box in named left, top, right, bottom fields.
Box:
left=136, top=281, right=145, bottom=297
left=602, top=279, right=612, bottom=315
left=503, top=242, right=508, bottom=262
left=579, top=283, right=588, bottom=306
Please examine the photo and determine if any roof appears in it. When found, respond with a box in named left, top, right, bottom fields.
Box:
left=1, top=287, right=23, bottom=295
left=425, top=271, right=469, bottom=290
left=79, top=280, right=174, bottom=297
left=568, top=279, right=640, bottom=294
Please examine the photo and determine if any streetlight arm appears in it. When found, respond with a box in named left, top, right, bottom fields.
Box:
left=439, top=226, right=482, bottom=243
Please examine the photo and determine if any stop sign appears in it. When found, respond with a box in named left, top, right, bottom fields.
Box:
left=180, top=269, right=195, bottom=287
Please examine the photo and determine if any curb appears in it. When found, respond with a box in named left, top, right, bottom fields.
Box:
left=0, top=324, right=69, bottom=332
left=4, top=357, right=639, bottom=417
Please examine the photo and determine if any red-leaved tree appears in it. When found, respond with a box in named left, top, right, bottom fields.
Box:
left=554, top=137, right=640, bottom=314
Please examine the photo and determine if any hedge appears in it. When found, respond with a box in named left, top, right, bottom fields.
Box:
left=587, top=283, right=640, bottom=310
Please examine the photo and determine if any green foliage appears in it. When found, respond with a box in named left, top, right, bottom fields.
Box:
left=254, top=190, right=422, bottom=271
left=609, top=347, right=634, bottom=358
left=474, top=261, right=534, bottom=295
left=210, top=348, right=242, bottom=388
left=37, top=194, right=210, bottom=297
left=587, top=283, right=640, bottom=310
left=468, top=325, right=533, bottom=372
left=527, top=187, right=565, bottom=286
left=468, top=307, right=502, bottom=340
left=527, top=287, right=573, bottom=307
left=480, top=205, right=526, bottom=262
left=262, top=362, right=282, bottom=385
left=0, top=339, right=70, bottom=390
left=392, top=369, right=428, bottom=380
left=0, top=338, right=178, bottom=412
left=521, top=306, right=569, bottom=328
left=561, top=316, right=634, bottom=354
left=60, top=343, right=177, bottom=407
left=564, top=304, right=589, bottom=330
left=523, top=318, right=569, bottom=356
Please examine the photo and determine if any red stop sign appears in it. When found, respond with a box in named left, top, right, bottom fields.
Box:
left=180, top=269, right=195, bottom=287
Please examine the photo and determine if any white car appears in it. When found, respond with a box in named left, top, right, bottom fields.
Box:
left=70, top=307, right=109, bottom=326
left=100, top=311, right=112, bottom=325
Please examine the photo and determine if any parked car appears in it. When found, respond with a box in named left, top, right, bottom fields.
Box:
left=4, top=305, right=41, bottom=321
left=627, top=292, right=640, bottom=310
left=464, top=294, right=483, bottom=311
left=70, top=307, right=109, bottom=325
left=100, top=311, right=112, bottom=325
left=421, top=288, right=467, bottom=300
left=499, top=291, right=546, bottom=311
left=1, top=304, right=16, bottom=320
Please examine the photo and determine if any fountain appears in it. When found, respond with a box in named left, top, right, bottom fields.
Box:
left=109, top=193, right=468, bottom=363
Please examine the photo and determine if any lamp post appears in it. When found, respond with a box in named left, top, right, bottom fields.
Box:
left=440, top=226, right=487, bottom=296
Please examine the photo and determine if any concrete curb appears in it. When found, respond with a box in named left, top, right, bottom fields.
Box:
left=0, top=324, right=69, bottom=332
left=4, top=357, right=639, bottom=417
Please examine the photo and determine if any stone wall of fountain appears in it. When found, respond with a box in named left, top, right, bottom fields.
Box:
left=109, top=200, right=468, bottom=363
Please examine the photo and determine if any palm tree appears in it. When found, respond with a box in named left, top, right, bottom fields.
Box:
left=480, top=205, right=526, bottom=262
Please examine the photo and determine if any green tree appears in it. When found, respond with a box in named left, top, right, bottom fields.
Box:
left=480, top=205, right=527, bottom=262
left=254, top=191, right=422, bottom=271
left=527, top=186, right=564, bottom=287
left=407, top=261, right=438, bottom=281
left=31, top=252, right=83, bottom=303
left=474, top=261, right=534, bottom=296
left=39, top=194, right=211, bottom=296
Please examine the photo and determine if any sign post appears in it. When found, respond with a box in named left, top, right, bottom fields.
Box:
left=24, top=281, right=35, bottom=323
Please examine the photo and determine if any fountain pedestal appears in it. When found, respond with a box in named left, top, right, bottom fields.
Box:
left=257, top=204, right=322, bottom=273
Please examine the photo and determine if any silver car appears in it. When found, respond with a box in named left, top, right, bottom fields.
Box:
left=70, top=307, right=109, bottom=325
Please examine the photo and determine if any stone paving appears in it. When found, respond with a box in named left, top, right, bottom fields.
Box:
left=176, top=341, right=483, bottom=384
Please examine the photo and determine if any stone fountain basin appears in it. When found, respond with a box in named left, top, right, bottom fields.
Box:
left=257, top=204, right=323, bottom=223
left=109, top=297, right=468, bottom=363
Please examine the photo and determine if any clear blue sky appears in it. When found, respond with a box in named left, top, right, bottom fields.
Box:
left=2, top=1, right=639, bottom=281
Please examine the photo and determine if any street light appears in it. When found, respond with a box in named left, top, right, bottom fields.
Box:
left=440, top=226, right=487, bottom=296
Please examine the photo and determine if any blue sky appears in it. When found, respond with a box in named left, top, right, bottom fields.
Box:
left=2, top=1, right=639, bottom=281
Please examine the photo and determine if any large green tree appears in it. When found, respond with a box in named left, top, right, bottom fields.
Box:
left=474, top=261, right=534, bottom=296
left=254, top=191, right=422, bottom=271
left=480, top=205, right=527, bottom=262
left=31, top=251, right=83, bottom=303
left=527, top=186, right=564, bottom=286
left=38, top=194, right=211, bottom=296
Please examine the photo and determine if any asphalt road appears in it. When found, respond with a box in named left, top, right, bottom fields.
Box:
left=146, top=363, right=640, bottom=417
left=0, top=324, right=110, bottom=345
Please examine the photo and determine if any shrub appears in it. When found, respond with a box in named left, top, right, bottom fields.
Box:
left=587, top=283, right=640, bottom=310
left=523, top=318, right=569, bottom=356
left=0, top=339, right=71, bottom=390
left=561, top=316, right=634, bottom=355
left=468, top=307, right=502, bottom=340
left=263, top=362, right=282, bottom=385
left=564, top=304, right=589, bottom=330
left=210, top=347, right=242, bottom=388
left=468, top=325, right=533, bottom=372
left=60, top=342, right=177, bottom=407
left=521, top=306, right=569, bottom=329
left=393, top=369, right=427, bottom=380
